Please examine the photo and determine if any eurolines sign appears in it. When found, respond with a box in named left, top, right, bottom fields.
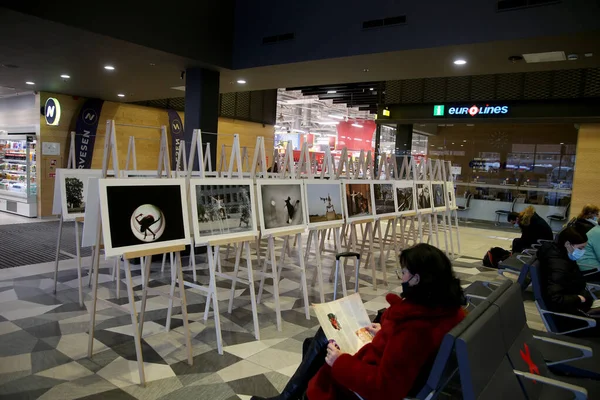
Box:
left=433, top=104, right=509, bottom=117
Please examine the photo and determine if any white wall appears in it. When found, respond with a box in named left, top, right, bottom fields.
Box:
left=0, top=93, right=39, bottom=130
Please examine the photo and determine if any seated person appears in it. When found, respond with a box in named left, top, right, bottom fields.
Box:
left=578, top=224, right=600, bottom=281
left=508, top=206, right=554, bottom=253
left=571, top=203, right=599, bottom=236
left=251, top=243, right=466, bottom=400
left=537, top=227, right=600, bottom=335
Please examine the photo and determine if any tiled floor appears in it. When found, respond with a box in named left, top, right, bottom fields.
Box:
left=0, top=219, right=544, bottom=399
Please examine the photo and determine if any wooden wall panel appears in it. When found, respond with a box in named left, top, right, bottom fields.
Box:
left=570, top=124, right=600, bottom=219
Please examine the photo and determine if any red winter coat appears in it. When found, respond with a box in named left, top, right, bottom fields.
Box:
left=306, top=293, right=465, bottom=400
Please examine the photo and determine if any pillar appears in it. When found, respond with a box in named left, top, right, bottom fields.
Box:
left=185, top=68, right=219, bottom=171
left=395, top=124, right=413, bottom=167
left=570, top=123, right=600, bottom=219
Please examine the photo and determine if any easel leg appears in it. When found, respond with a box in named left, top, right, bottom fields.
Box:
left=139, top=256, right=151, bottom=335
left=244, top=242, right=260, bottom=340
left=227, top=244, right=243, bottom=314
left=53, top=216, right=64, bottom=294
left=166, top=253, right=177, bottom=330
left=269, top=237, right=282, bottom=331
left=116, top=257, right=121, bottom=299
left=124, top=259, right=146, bottom=386
left=190, top=243, right=197, bottom=282
left=74, top=221, right=84, bottom=307
left=312, top=231, right=325, bottom=303
left=296, top=233, right=310, bottom=319
left=87, top=234, right=102, bottom=358
left=175, top=252, right=193, bottom=365
left=377, top=221, right=387, bottom=287
left=367, top=222, right=377, bottom=290
left=203, top=246, right=212, bottom=321
left=208, top=245, right=223, bottom=354
left=161, top=253, right=167, bottom=273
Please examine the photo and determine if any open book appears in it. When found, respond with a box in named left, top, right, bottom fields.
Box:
left=313, top=293, right=374, bottom=355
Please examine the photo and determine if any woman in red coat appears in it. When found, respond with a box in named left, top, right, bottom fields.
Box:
left=251, top=243, right=466, bottom=400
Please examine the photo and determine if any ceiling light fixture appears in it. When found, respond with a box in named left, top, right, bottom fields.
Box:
left=328, top=114, right=344, bottom=120
left=352, top=123, right=364, bottom=128
left=60, top=74, right=70, bottom=79
left=25, top=81, right=35, bottom=85
left=369, top=88, right=374, bottom=91
left=453, top=59, right=467, bottom=65
left=317, top=121, right=340, bottom=125
left=237, top=79, right=246, bottom=84
left=292, top=129, right=306, bottom=133
left=327, top=90, right=337, bottom=94
left=117, top=93, right=125, bottom=97
left=104, top=65, right=115, bottom=70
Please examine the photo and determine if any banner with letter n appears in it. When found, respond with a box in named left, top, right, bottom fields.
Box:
left=167, top=109, right=184, bottom=171
left=74, top=98, right=104, bottom=169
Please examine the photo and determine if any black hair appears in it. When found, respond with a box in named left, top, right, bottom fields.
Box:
left=557, top=227, right=587, bottom=247
left=399, top=243, right=466, bottom=308
left=507, top=212, right=519, bottom=223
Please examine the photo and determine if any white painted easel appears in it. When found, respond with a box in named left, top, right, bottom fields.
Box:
left=87, top=121, right=193, bottom=386
left=444, top=161, right=461, bottom=257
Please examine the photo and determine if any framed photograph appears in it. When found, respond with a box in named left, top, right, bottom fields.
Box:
left=395, top=181, right=415, bottom=215
left=343, top=181, right=374, bottom=222
left=415, top=181, right=433, bottom=213
left=431, top=181, right=446, bottom=211
left=304, top=180, right=344, bottom=228
left=98, top=178, right=191, bottom=257
left=256, top=179, right=306, bottom=235
left=372, top=183, right=396, bottom=217
left=446, top=182, right=456, bottom=209
left=57, top=169, right=103, bottom=221
left=189, top=178, right=258, bottom=244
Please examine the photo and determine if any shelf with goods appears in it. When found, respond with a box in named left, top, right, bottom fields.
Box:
left=0, top=135, right=37, bottom=217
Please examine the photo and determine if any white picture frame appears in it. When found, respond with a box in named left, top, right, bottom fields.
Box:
left=372, top=182, right=397, bottom=218
left=82, top=177, right=100, bottom=248
left=98, top=178, right=191, bottom=257
left=303, top=180, right=345, bottom=228
left=431, top=181, right=447, bottom=211
left=121, top=170, right=170, bottom=178
left=415, top=181, right=433, bottom=213
left=343, top=180, right=374, bottom=223
left=189, top=178, right=258, bottom=245
left=446, top=182, right=457, bottom=210
left=57, top=169, right=103, bottom=221
left=394, top=180, right=416, bottom=215
left=256, top=179, right=306, bottom=236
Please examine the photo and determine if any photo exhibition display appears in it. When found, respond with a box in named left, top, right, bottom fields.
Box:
left=372, top=183, right=396, bottom=217
left=257, top=180, right=306, bottom=235
left=446, top=182, right=456, bottom=208
left=54, top=169, right=103, bottom=221
left=98, top=178, right=191, bottom=257
left=394, top=181, right=415, bottom=214
left=431, top=182, right=446, bottom=210
left=415, top=181, right=433, bottom=212
left=343, top=182, right=373, bottom=222
left=304, top=181, right=344, bottom=228
left=190, top=178, right=258, bottom=243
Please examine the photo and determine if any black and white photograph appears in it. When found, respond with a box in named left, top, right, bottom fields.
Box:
left=257, top=180, right=306, bottom=234
left=344, top=182, right=373, bottom=221
left=57, top=169, right=103, bottom=221
left=446, top=182, right=455, bottom=208
left=432, top=182, right=446, bottom=209
left=415, top=182, right=432, bottom=211
left=190, top=179, right=257, bottom=243
left=372, top=183, right=396, bottom=216
left=395, top=181, right=415, bottom=214
left=99, top=178, right=190, bottom=257
left=304, top=182, right=344, bottom=227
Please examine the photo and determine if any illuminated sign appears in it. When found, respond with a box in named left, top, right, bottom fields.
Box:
left=45, top=97, right=61, bottom=125
left=382, top=109, right=390, bottom=117
left=433, top=104, right=509, bottom=117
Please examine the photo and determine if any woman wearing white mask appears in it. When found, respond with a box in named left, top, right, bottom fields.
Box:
left=538, top=227, right=599, bottom=336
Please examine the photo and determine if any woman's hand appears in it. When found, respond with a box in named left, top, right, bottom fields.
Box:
left=366, top=323, right=381, bottom=336
left=578, top=295, right=587, bottom=303
left=325, top=342, right=343, bottom=367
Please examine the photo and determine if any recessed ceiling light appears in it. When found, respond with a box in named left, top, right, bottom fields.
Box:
left=328, top=114, right=344, bottom=120
left=452, top=142, right=455, bottom=144
left=104, top=65, right=115, bottom=70
left=25, top=81, right=35, bottom=85
left=327, top=90, right=337, bottom=94
left=117, top=93, right=125, bottom=97
left=149, top=63, right=156, bottom=66
left=363, top=68, right=369, bottom=72
left=369, top=88, right=374, bottom=91
left=453, top=59, right=467, bottom=65
left=237, top=79, right=246, bottom=84
left=463, top=139, right=467, bottom=142
left=60, top=74, right=70, bottom=79
left=560, top=142, right=564, bottom=144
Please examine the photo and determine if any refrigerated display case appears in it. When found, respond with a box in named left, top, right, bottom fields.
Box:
left=0, top=135, right=37, bottom=217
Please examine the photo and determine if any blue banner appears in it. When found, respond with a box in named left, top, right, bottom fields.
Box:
left=74, top=99, right=104, bottom=169
left=168, top=109, right=184, bottom=170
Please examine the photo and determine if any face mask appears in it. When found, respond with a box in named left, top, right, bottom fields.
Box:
left=401, top=274, right=417, bottom=294
left=594, top=216, right=599, bottom=222
left=568, top=248, right=586, bottom=261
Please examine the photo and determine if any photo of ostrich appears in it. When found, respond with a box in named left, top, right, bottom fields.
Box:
left=258, top=181, right=305, bottom=233
left=305, top=182, right=343, bottom=226
left=344, top=182, right=373, bottom=220
left=432, top=182, right=446, bottom=208
left=373, top=183, right=395, bottom=216
left=416, top=182, right=432, bottom=211
left=194, top=184, right=254, bottom=237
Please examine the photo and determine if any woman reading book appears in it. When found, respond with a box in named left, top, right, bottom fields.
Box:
left=250, top=243, right=466, bottom=400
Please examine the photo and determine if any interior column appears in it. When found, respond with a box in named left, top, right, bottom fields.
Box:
left=395, top=124, right=413, bottom=166
left=571, top=123, right=600, bottom=218
left=185, top=68, right=219, bottom=171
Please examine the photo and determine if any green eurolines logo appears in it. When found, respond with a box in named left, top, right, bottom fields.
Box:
left=433, top=105, right=445, bottom=117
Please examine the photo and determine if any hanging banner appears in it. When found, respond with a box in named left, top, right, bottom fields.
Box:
left=168, top=109, right=184, bottom=170
left=74, top=98, right=104, bottom=169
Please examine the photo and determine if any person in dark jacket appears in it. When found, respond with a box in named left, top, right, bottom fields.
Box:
left=537, top=227, right=600, bottom=335
left=508, top=206, right=554, bottom=253
left=571, top=204, right=599, bottom=236
left=250, top=244, right=466, bottom=400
